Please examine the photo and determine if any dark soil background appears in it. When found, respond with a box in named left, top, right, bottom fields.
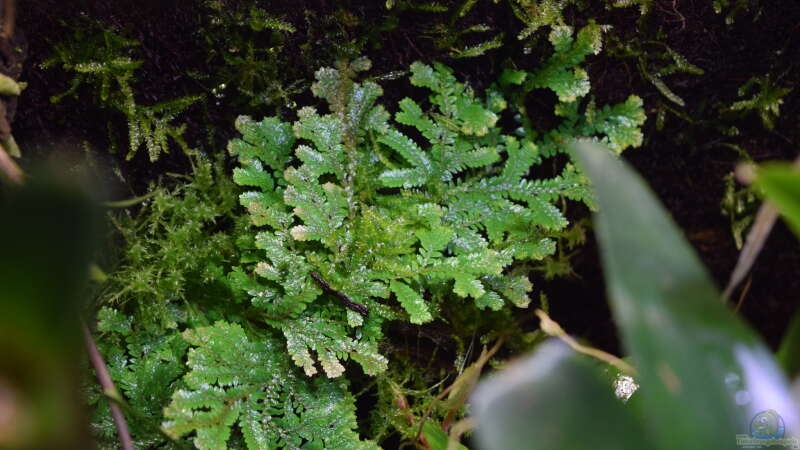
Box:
left=11, top=0, right=800, bottom=357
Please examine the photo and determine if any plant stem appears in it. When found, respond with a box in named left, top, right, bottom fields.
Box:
left=102, top=191, right=157, bottom=208
left=81, top=321, right=134, bottom=450
left=536, top=309, right=637, bottom=376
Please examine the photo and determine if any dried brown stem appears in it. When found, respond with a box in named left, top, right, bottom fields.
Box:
left=81, top=321, right=133, bottom=450
left=734, top=276, right=753, bottom=313
left=536, top=309, right=637, bottom=376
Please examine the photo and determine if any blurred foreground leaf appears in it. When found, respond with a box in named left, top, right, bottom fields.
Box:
left=0, top=178, right=97, bottom=448
left=757, top=163, right=800, bottom=378
left=756, top=163, right=800, bottom=237
left=471, top=340, right=648, bottom=450
left=471, top=141, right=799, bottom=450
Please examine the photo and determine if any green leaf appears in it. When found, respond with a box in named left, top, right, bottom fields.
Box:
left=456, top=100, right=498, bottom=136
left=97, top=306, right=132, bottom=336
left=390, top=280, right=433, bottom=324
left=777, top=309, right=800, bottom=378
left=551, top=68, right=590, bottom=103
left=592, top=95, right=646, bottom=154
left=663, top=46, right=704, bottom=75
left=756, top=163, right=800, bottom=237
left=107, top=331, right=187, bottom=447
left=416, top=226, right=454, bottom=255
left=408, top=61, right=445, bottom=92
left=247, top=8, right=295, bottom=32
left=232, top=160, right=274, bottom=191
left=422, top=421, right=469, bottom=450
left=489, top=275, right=533, bottom=308
left=570, top=141, right=799, bottom=449
left=228, top=55, right=644, bottom=387
left=729, top=76, right=791, bottom=130
left=229, top=116, right=295, bottom=173
left=644, top=73, right=685, bottom=107
left=500, top=137, right=539, bottom=182
left=499, top=69, right=527, bottom=86
left=453, top=273, right=485, bottom=299
left=379, top=128, right=431, bottom=168
left=281, top=316, right=388, bottom=377
left=451, top=33, right=505, bottom=59
left=379, top=167, right=431, bottom=188
left=472, top=340, right=649, bottom=450
left=527, top=23, right=603, bottom=102
left=474, top=291, right=504, bottom=310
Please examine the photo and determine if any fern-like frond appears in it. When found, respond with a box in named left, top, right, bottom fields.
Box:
left=163, top=322, right=378, bottom=449
left=229, top=54, right=645, bottom=378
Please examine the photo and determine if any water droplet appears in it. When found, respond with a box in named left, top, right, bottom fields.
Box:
left=725, top=372, right=741, bottom=389
left=735, top=390, right=752, bottom=405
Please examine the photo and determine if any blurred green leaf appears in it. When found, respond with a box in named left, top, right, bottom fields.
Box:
left=777, top=309, right=800, bottom=379
left=570, top=141, right=798, bottom=448
left=471, top=340, right=648, bottom=450
left=472, top=142, right=800, bottom=450
left=0, top=179, right=97, bottom=447
left=762, top=163, right=800, bottom=377
left=756, top=163, right=800, bottom=237
left=421, top=421, right=469, bottom=450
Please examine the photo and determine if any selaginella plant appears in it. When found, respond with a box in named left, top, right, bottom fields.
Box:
left=90, top=155, right=378, bottom=449
left=218, top=24, right=643, bottom=386
left=162, top=321, right=378, bottom=449
left=94, top=22, right=643, bottom=449
left=88, top=157, right=240, bottom=448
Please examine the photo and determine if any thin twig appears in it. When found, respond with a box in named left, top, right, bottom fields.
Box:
left=81, top=321, right=134, bottom=450
left=722, top=202, right=778, bottom=301
left=723, top=155, right=800, bottom=302
left=102, top=191, right=157, bottom=208
left=309, top=271, right=369, bottom=316
left=734, top=276, right=752, bottom=313
left=536, top=309, right=637, bottom=376
left=404, top=33, right=425, bottom=59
